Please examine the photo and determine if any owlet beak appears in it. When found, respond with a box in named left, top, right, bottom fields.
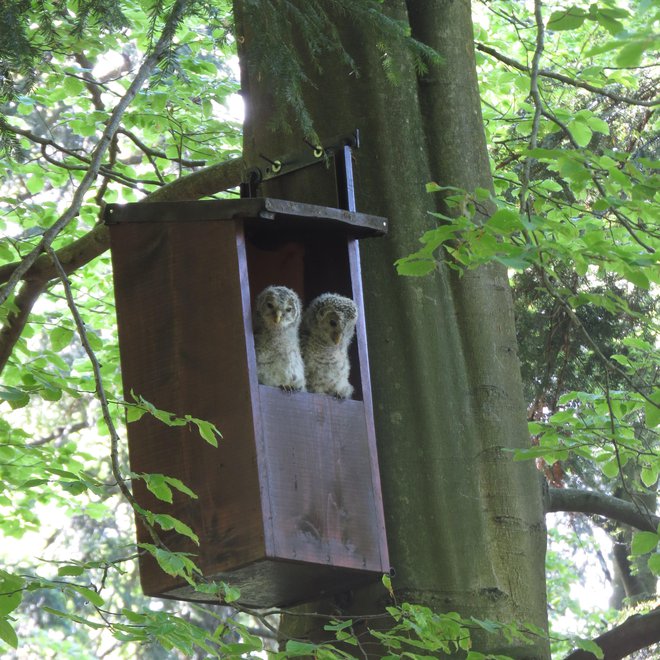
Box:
left=332, top=331, right=342, bottom=345
left=274, top=310, right=282, bottom=324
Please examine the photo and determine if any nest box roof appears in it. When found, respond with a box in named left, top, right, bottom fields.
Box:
left=104, top=198, right=388, bottom=238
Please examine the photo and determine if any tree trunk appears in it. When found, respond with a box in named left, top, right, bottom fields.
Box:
left=233, top=1, right=549, bottom=657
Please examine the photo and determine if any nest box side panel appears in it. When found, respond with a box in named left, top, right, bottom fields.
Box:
left=109, top=219, right=265, bottom=595
left=258, top=387, right=389, bottom=575
left=348, top=238, right=389, bottom=568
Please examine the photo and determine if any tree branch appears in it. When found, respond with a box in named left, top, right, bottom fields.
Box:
left=476, top=42, right=660, bottom=107
left=0, top=156, right=246, bottom=374
left=547, top=487, right=660, bottom=532
left=563, top=607, right=660, bottom=660
left=518, top=0, right=545, bottom=213
left=0, top=279, right=47, bottom=370
left=0, top=156, right=246, bottom=287
left=0, top=0, right=192, bottom=307
left=118, top=128, right=207, bottom=167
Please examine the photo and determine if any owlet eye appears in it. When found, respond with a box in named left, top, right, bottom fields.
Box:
left=329, top=319, right=338, bottom=328
left=286, top=306, right=292, bottom=313
left=266, top=302, right=274, bottom=309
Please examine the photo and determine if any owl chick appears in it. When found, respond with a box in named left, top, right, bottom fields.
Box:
left=301, top=293, right=358, bottom=399
left=253, top=286, right=306, bottom=391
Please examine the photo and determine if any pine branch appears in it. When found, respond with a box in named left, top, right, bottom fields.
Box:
left=563, top=607, right=660, bottom=660
left=546, top=487, right=659, bottom=532
left=475, top=42, right=660, bottom=108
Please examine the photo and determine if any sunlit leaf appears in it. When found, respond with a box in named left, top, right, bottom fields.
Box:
left=575, top=638, right=604, bottom=659
left=0, top=619, right=18, bottom=649
left=547, top=7, right=587, bottom=30
left=631, top=531, right=659, bottom=556
left=395, top=258, right=436, bottom=276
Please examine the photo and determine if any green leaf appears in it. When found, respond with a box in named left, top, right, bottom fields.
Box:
left=50, top=326, right=74, bottom=352
left=616, top=38, right=655, bottom=67
left=63, top=76, right=85, bottom=96
left=0, top=573, right=24, bottom=617
left=68, top=584, right=104, bottom=608
left=567, top=120, right=592, bottom=148
left=575, top=638, right=604, bottom=659
left=139, top=544, right=201, bottom=582
left=648, top=553, right=660, bottom=576
left=152, top=513, right=199, bottom=544
left=601, top=459, right=620, bottom=479
left=41, top=607, right=105, bottom=629
left=0, top=386, right=30, bottom=409
left=142, top=474, right=173, bottom=503
left=547, top=8, right=587, bottom=30
left=645, top=389, right=660, bottom=428
left=126, top=404, right=146, bottom=423
left=595, top=14, right=624, bottom=35
left=164, top=476, right=197, bottom=500
left=641, top=466, right=658, bottom=488
left=40, top=387, right=62, bottom=402
left=631, top=531, right=659, bottom=556
left=395, top=257, right=436, bottom=276
left=487, top=208, right=523, bottom=233
left=420, top=224, right=462, bottom=249
left=585, top=115, right=610, bottom=135
left=57, top=565, right=85, bottom=577
left=382, top=573, right=394, bottom=598
left=220, top=582, right=240, bottom=603
left=189, top=418, right=221, bottom=447
left=285, top=640, right=320, bottom=656
left=623, top=266, right=649, bottom=289
left=25, top=174, right=44, bottom=194
left=0, top=619, right=18, bottom=649
left=494, top=254, right=530, bottom=271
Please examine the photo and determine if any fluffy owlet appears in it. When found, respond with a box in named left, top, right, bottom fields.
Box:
left=301, top=293, right=358, bottom=399
left=253, top=286, right=306, bottom=391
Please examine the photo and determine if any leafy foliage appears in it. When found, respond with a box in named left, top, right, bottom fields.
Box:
left=0, top=0, right=658, bottom=657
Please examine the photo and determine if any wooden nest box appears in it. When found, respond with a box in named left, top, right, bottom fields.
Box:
left=105, top=186, right=390, bottom=607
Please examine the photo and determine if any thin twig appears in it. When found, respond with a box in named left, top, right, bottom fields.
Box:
left=476, top=42, right=660, bottom=108
left=518, top=0, right=545, bottom=214
left=118, top=128, right=206, bottom=166
left=46, top=246, right=161, bottom=545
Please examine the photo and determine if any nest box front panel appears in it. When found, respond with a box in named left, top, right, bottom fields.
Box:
left=258, top=387, right=387, bottom=571
left=109, top=218, right=266, bottom=595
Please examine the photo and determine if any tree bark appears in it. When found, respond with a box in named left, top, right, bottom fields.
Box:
left=234, top=1, right=549, bottom=657
left=547, top=487, right=660, bottom=533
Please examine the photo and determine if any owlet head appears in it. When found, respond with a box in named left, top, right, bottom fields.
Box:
left=255, top=286, right=301, bottom=329
left=308, top=293, right=358, bottom=345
